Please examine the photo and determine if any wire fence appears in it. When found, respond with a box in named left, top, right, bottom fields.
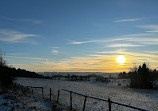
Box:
left=58, top=89, right=148, bottom=111
left=24, top=86, right=149, bottom=111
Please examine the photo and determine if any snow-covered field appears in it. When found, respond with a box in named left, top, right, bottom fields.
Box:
left=0, top=89, right=52, bottom=111
left=16, top=77, right=158, bottom=111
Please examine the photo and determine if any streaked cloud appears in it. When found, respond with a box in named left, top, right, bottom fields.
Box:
left=114, top=18, right=142, bottom=22
left=107, top=43, right=143, bottom=47
left=70, top=40, right=98, bottom=44
left=9, top=53, right=29, bottom=55
left=7, top=56, right=46, bottom=60
left=144, top=51, right=158, bottom=54
left=71, top=32, right=158, bottom=45
left=120, top=33, right=158, bottom=45
left=97, top=50, right=158, bottom=59
left=9, top=49, right=158, bottom=72
left=138, top=25, right=158, bottom=32
left=0, top=29, right=36, bottom=43
left=3, top=16, right=42, bottom=24
left=70, top=39, right=120, bottom=45
left=51, top=47, right=59, bottom=54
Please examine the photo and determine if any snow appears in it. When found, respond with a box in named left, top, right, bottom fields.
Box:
left=15, top=77, right=158, bottom=111
left=0, top=89, right=52, bottom=111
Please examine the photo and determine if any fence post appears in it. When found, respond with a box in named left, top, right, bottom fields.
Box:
left=31, top=87, right=34, bottom=95
left=42, top=87, right=44, bottom=99
left=108, top=99, right=111, bottom=111
left=57, top=90, right=60, bottom=103
left=83, top=96, right=87, bottom=111
left=50, top=88, right=52, bottom=101
left=70, top=91, right=72, bottom=111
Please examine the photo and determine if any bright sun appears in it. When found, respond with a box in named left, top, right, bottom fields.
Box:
left=116, top=55, right=126, bottom=65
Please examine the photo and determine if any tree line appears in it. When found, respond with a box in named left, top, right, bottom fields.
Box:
left=51, top=74, right=109, bottom=82
left=119, top=63, right=158, bottom=89
left=0, top=53, right=50, bottom=93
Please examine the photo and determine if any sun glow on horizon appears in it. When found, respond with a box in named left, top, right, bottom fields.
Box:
left=116, top=55, right=126, bottom=65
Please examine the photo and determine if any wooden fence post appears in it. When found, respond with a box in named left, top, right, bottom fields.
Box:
left=108, top=99, right=111, bottom=111
left=50, top=88, right=51, bottom=101
left=83, top=96, right=87, bottom=111
left=70, top=91, right=72, bottom=111
left=42, top=87, right=44, bottom=99
left=31, top=87, right=34, bottom=95
left=57, top=90, right=60, bottom=103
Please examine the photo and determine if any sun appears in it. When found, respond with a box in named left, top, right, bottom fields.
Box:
left=116, top=55, right=126, bottom=65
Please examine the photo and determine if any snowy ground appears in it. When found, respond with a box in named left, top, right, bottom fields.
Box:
left=16, top=77, right=158, bottom=111
left=0, top=87, right=52, bottom=111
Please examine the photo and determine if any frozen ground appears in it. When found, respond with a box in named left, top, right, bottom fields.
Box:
left=0, top=88, right=52, bottom=111
left=16, top=77, right=158, bottom=111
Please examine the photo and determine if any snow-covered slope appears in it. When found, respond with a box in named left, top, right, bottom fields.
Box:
left=16, top=77, right=158, bottom=111
left=0, top=89, right=52, bottom=111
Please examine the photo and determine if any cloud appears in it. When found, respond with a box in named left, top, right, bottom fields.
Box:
left=107, top=43, right=143, bottom=47
left=138, top=25, right=158, bottom=32
left=6, top=56, right=46, bottom=60
left=0, top=29, right=36, bottom=43
left=3, top=17, right=42, bottom=24
left=71, top=31, right=158, bottom=46
left=12, top=50, right=158, bottom=72
left=70, top=40, right=98, bottom=44
left=71, top=41, right=88, bottom=44
left=114, top=18, right=142, bottom=22
left=120, top=33, right=158, bottom=45
left=144, top=51, right=158, bottom=54
left=51, top=49, right=59, bottom=54
left=70, top=39, right=119, bottom=45
left=9, top=49, right=158, bottom=72
left=51, top=47, right=59, bottom=54
left=97, top=49, right=158, bottom=59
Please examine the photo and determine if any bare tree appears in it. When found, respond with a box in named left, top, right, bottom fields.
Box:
left=0, top=50, right=7, bottom=66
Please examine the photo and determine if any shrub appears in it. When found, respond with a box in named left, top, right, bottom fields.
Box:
left=0, top=54, right=15, bottom=93
left=129, top=63, right=153, bottom=89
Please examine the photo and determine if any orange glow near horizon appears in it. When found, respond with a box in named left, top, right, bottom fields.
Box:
left=11, top=52, right=158, bottom=73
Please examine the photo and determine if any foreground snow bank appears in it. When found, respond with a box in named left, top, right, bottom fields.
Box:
left=0, top=88, right=52, bottom=111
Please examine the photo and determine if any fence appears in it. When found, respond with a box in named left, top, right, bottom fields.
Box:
left=24, top=86, right=149, bottom=111
left=25, top=86, right=44, bottom=98
left=58, top=89, right=149, bottom=111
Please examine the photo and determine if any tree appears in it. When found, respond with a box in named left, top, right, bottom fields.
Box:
left=129, top=63, right=153, bottom=89
left=118, top=71, right=128, bottom=79
left=0, top=53, right=15, bottom=93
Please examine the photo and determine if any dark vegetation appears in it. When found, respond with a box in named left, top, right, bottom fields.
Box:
left=119, top=63, right=158, bottom=89
left=0, top=54, right=14, bottom=92
left=0, top=53, right=50, bottom=93
left=51, top=74, right=109, bottom=82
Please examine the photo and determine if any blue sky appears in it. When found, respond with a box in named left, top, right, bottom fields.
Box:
left=1, top=0, right=158, bottom=72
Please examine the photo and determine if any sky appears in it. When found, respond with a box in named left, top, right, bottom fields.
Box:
left=0, top=0, right=158, bottom=72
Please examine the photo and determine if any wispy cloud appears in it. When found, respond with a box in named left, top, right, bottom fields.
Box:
left=70, top=39, right=119, bottom=45
left=114, top=18, right=142, bottom=22
left=7, top=56, right=46, bottom=60
left=3, top=16, right=42, bottom=24
left=71, top=32, right=158, bottom=46
left=12, top=49, right=158, bottom=72
left=0, top=29, right=36, bottom=43
left=138, top=25, right=158, bottom=32
left=120, top=33, right=158, bottom=45
left=107, top=43, right=143, bottom=47
left=51, top=47, right=59, bottom=54
left=9, top=48, right=158, bottom=72
left=97, top=49, right=158, bottom=59
left=144, top=51, right=158, bottom=54
left=70, top=40, right=98, bottom=44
